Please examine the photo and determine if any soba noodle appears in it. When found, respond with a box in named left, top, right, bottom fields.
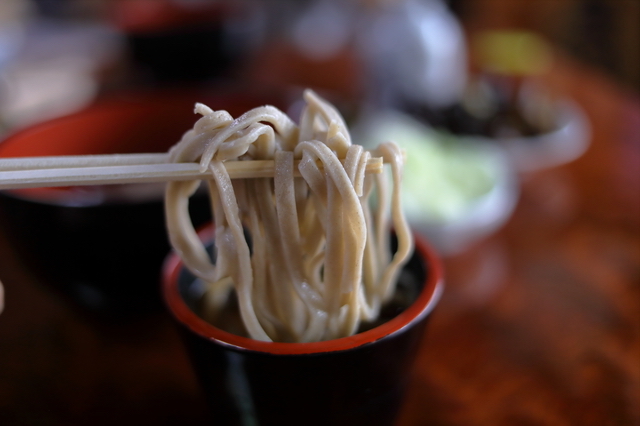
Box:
left=165, top=90, right=412, bottom=343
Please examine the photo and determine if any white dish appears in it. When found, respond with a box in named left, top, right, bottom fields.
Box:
left=482, top=99, right=591, bottom=173
left=355, top=111, right=519, bottom=256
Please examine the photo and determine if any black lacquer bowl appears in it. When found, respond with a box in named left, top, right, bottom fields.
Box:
left=162, top=225, right=444, bottom=426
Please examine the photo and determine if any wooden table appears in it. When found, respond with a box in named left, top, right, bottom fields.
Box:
left=398, top=55, right=640, bottom=425
left=0, top=57, right=638, bottom=425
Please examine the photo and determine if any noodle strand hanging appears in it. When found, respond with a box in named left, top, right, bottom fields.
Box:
left=165, top=90, right=412, bottom=343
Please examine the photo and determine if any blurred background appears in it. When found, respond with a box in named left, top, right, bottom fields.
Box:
left=0, top=0, right=636, bottom=252
left=0, top=0, right=637, bottom=128
left=453, top=0, right=639, bottom=91
left=0, top=0, right=638, bottom=425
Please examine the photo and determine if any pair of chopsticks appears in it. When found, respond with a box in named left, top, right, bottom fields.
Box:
left=0, top=153, right=384, bottom=190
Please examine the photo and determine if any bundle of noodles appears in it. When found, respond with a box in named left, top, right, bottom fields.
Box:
left=165, top=90, right=412, bottom=343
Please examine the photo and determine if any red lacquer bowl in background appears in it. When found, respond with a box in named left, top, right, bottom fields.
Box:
left=0, top=87, right=285, bottom=319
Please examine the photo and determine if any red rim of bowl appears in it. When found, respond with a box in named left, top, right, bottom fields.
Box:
left=0, top=87, right=286, bottom=204
left=162, top=224, right=444, bottom=355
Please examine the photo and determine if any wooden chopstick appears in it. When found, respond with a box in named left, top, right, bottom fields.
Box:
left=0, top=155, right=384, bottom=190
left=0, top=153, right=169, bottom=171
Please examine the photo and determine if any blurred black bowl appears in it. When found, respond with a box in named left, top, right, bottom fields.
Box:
left=0, top=86, right=285, bottom=320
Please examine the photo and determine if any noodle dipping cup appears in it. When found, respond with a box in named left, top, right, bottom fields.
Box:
left=0, top=88, right=283, bottom=318
left=162, top=225, right=443, bottom=426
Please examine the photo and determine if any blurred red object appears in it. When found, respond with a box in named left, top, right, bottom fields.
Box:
left=109, top=0, right=227, bottom=33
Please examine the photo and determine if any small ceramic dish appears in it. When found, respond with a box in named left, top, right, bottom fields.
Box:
left=355, top=111, right=519, bottom=255
left=486, top=98, right=591, bottom=172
